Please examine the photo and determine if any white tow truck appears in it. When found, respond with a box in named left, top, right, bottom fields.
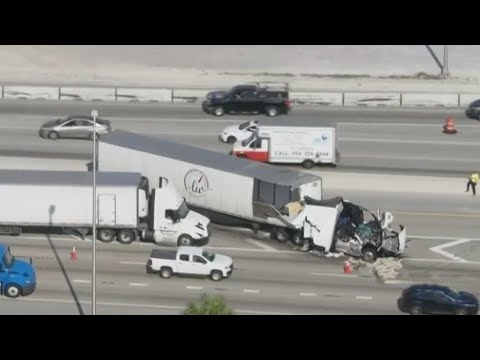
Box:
left=145, top=246, right=234, bottom=281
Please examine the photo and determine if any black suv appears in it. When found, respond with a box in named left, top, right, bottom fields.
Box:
left=465, top=99, right=480, bottom=120
left=397, top=284, right=479, bottom=315
left=202, top=83, right=290, bottom=117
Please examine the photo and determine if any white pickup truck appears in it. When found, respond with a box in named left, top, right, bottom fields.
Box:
left=146, top=246, right=234, bottom=281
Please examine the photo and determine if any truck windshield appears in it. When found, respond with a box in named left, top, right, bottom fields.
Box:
left=3, top=248, right=14, bottom=268
left=175, top=199, right=190, bottom=220
left=242, top=134, right=255, bottom=146
left=202, top=251, right=215, bottom=262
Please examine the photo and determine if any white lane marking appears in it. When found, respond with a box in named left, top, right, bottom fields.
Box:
left=408, top=235, right=480, bottom=241
left=384, top=280, right=415, bottom=285
left=345, top=154, right=479, bottom=163
left=308, top=272, right=360, bottom=278
left=129, top=283, right=149, bottom=287
left=355, top=296, right=373, bottom=300
left=73, top=279, right=91, bottom=284
left=186, top=286, right=203, bottom=290
left=340, top=137, right=480, bottom=146
left=236, top=309, right=299, bottom=315
left=403, top=258, right=480, bottom=265
left=299, top=293, right=317, bottom=297
left=243, top=289, right=260, bottom=294
left=120, top=261, right=145, bottom=265
left=0, top=296, right=306, bottom=315
left=430, top=239, right=470, bottom=263
left=340, top=122, right=480, bottom=128
left=245, top=239, right=279, bottom=252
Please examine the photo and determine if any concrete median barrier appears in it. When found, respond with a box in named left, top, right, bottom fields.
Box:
left=59, top=87, right=116, bottom=102
left=3, top=86, right=59, bottom=100
left=115, top=88, right=172, bottom=103
left=344, top=92, right=401, bottom=107
left=401, top=93, right=459, bottom=107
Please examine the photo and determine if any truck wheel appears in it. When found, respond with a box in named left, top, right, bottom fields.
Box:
left=227, top=136, right=237, bottom=144
left=265, top=106, right=279, bottom=117
left=177, top=234, right=193, bottom=247
left=272, top=229, right=290, bottom=243
left=210, top=270, right=223, bottom=281
left=4, top=284, right=21, bottom=298
left=48, top=131, right=59, bottom=140
left=160, top=267, right=173, bottom=279
left=213, top=106, right=225, bottom=116
left=117, top=229, right=135, bottom=245
left=291, top=233, right=304, bottom=246
left=362, top=247, right=378, bottom=263
left=98, top=229, right=115, bottom=243
left=302, top=159, right=315, bottom=169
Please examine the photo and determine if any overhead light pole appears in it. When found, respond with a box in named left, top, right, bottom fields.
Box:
left=91, top=110, right=98, bottom=316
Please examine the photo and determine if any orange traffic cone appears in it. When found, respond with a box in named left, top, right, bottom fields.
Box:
left=344, top=259, right=353, bottom=274
left=70, top=247, right=78, bottom=261
left=443, top=117, right=458, bottom=134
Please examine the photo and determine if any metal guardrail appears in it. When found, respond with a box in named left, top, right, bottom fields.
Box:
left=0, top=85, right=478, bottom=107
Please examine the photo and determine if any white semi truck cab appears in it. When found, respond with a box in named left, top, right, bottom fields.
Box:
left=142, top=184, right=212, bottom=247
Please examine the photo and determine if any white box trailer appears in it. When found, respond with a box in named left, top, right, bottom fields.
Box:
left=0, top=169, right=211, bottom=247
left=232, top=125, right=338, bottom=168
left=97, top=130, right=327, bottom=244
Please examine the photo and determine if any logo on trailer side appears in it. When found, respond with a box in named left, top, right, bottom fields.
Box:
left=184, top=169, right=211, bottom=197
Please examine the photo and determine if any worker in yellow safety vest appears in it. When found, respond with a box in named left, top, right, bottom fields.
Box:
left=466, top=172, right=479, bottom=196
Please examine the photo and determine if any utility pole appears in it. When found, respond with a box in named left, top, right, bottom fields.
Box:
left=443, top=45, right=449, bottom=75
left=91, top=110, right=98, bottom=316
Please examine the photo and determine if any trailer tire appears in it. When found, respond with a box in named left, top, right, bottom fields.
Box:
left=177, top=234, right=193, bottom=247
left=302, top=159, right=315, bottom=169
left=98, top=229, right=115, bottom=243
left=362, top=246, right=378, bottom=263
left=210, top=270, right=223, bottom=281
left=271, top=228, right=290, bottom=243
left=160, top=267, right=173, bottom=279
left=117, top=229, right=135, bottom=245
left=4, top=284, right=21, bottom=298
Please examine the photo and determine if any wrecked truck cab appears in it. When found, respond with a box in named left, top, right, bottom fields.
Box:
left=334, top=200, right=406, bottom=262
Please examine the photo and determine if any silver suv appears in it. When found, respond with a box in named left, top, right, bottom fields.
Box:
left=39, top=115, right=112, bottom=140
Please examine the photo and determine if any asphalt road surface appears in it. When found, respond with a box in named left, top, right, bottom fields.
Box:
left=1, top=217, right=479, bottom=315
left=0, top=101, right=479, bottom=174
left=1, top=100, right=479, bottom=315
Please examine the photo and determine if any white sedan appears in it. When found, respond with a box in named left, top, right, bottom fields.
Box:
left=218, top=120, right=258, bottom=144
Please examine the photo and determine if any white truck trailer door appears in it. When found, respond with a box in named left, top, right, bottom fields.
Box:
left=98, top=194, right=117, bottom=226
left=302, top=205, right=339, bottom=251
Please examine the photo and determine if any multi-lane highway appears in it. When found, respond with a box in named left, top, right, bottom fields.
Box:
left=0, top=101, right=478, bottom=174
left=0, top=100, right=479, bottom=314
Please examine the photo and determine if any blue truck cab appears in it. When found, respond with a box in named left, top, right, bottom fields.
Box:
left=0, top=244, right=36, bottom=298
